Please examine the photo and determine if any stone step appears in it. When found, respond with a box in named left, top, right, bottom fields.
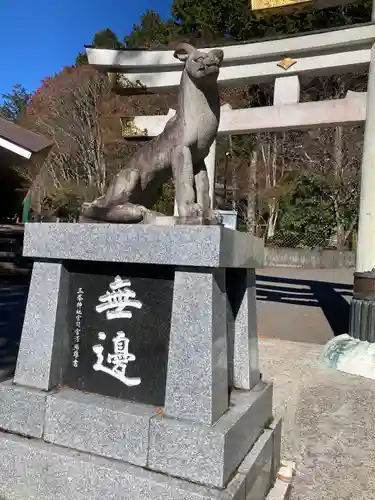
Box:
left=0, top=420, right=280, bottom=500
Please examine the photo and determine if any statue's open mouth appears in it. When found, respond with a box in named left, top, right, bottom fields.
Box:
left=198, top=65, right=220, bottom=75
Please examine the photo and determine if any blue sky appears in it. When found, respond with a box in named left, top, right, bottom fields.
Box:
left=0, top=0, right=172, bottom=99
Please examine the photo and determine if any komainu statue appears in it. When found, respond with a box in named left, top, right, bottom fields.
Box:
left=80, top=43, right=224, bottom=224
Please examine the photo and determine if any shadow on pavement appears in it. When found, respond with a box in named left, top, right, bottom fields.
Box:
left=256, top=274, right=352, bottom=337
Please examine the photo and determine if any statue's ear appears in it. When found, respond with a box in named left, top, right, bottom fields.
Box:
left=173, top=43, right=194, bottom=62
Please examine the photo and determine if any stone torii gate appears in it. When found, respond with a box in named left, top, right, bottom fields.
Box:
left=86, top=20, right=375, bottom=342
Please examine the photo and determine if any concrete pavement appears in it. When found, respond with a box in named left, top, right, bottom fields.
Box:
left=260, top=338, right=375, bottom=500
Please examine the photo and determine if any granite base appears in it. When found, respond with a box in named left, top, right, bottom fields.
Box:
left=44, top=390, right=156, bottom=466
left=0, top=418, right=280, bottom=500
left=0, top=380, right=48, bottom=438
left=6, top=223, right=278, bottom=499
left=0, top=381, right=273, bottom=489
left=149, top=382, right=273, bottom=487
left=17, top=224, right=263, bottom=426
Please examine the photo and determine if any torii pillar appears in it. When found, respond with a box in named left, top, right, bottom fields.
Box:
left=349, top=0, right=375, bottom=342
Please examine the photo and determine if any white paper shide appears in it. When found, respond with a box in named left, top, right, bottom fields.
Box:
left=93, top=276, right=142, bottom=387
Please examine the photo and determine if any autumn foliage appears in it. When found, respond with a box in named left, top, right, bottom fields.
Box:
left=17, top=65, right=174, bottom=217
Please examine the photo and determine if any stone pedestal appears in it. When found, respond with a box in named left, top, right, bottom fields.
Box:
left=0, top=223, right=280, bottom=500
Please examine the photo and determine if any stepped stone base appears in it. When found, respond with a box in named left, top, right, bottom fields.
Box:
left=0, top=417, right=280, bottom=500
left=3, top=223, right=280, bottom=499
left=0, top=381, right=277, bottom=492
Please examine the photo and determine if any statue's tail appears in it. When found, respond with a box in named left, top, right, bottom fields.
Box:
left=79, top=199, right=145, bottom=224
left=79, top=203, right=109, bottom=222
left=79, top=196, right=110, bottom=222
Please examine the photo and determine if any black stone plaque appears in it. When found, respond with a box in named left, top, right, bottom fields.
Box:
left=63, top=261, right=174, bottom=406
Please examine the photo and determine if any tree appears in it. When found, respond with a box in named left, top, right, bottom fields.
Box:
left=17, top=66, right=121, bottom=216
left=292, top=73, right=366, bottom=247
left=125, top=10, right=178, bottom=48
left=291, top=125, right=362, bottom=249
left=75, top=52, right=89, bottom=66
left=0, top=84, right=30, bottom=121
left=76, top=28, right=124, bottom=65
left=171, top=0, right=372, bottom=41
left=16, top=62, right=173, bottom=218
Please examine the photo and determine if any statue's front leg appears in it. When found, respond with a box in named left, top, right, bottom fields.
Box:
left=194, top=160, right=222, bottom=224
left=194, top=159, right=211, bottom=216
left=173, top=147, right=202, bottom=217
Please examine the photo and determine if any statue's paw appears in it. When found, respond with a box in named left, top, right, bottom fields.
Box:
left=139, top=206, right=151, bottom=214
left=189, top=203, right=205, bottom=217
left=79, top=202, right=95, bottom=219
left=81, top=201, right=91, bottom=212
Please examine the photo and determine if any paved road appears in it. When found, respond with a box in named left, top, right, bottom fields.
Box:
left=257, top=268, right=353, bottom=345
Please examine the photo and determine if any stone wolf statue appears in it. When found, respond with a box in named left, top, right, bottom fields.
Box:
left=80, top=42, right=224, bottom=224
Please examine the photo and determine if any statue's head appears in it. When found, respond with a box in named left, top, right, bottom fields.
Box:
left=174, top=43, right=224, bottom=82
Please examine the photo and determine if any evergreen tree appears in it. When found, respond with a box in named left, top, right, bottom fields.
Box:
left=171, top=0, right=372, bottom=41
left=76, top=28, right=124, bottom=65
left=125, top=10, right=179, bottom=48
left=0, top=84, right=30, bottom=121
